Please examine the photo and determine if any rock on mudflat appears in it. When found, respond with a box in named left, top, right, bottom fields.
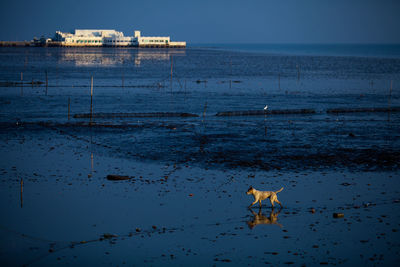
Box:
left=106, top=174, right=131, bottom=181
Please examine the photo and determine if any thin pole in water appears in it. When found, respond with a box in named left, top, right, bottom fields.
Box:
left=278, top=72, right=281, bottom=90
left=122, top=60, right=124, bottom=88
left=90, top=76, right=93, bottom=124
left=20, top=72, right=23, bottom=96
left=202, top=101, right=207, bottom=124
left=297, top=64, right=300, bottom=82
left=184, top=79, right=187, bottom=101
left=45, top=70, right=48, bottom=95
left=264, top=105, right=268, bottom=136
left=170, top=55, right=173, bottom=90
left=68, top=97, right=71, bottom=120
left=230, top=58, right=232, bottom=89
left=388, top=80, right=393, bottom=121
left=20, top=177, right=23, bottom=208
left=90, top=152, right=94, bottom=175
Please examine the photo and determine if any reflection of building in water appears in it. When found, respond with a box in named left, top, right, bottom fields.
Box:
left=52, top=29, right=186, bottom=48
left=247, top=208, right=282, bottom=229
left=58, top=49, right=185, bottom=66
left=59, top=50, right=133, bottom=66
left=134, top=49, right=186, bottom=66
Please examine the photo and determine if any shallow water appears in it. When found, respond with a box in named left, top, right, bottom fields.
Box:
left=0, top=46, right=400, bottom=266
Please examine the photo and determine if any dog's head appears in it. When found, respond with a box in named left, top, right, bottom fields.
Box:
left=246, top=186, right=254, bottom=195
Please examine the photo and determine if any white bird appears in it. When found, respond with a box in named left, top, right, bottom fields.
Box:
left=264, top=105, right=268, bottom=110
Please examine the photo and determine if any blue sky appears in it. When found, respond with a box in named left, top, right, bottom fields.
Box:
left=0, top=0, right=399, bottom=43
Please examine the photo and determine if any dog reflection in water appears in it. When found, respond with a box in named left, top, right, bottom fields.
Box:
left=247, top=207, right=282, bottom=229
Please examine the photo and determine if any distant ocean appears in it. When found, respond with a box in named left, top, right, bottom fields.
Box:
left=190, top=43, right=400, bottom=58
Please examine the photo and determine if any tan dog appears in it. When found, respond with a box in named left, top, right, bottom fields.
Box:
left=246, top=186, right=283, bottom=208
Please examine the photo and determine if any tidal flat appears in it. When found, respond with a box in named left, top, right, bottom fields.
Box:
left=0, top=46, right=400, bottom=266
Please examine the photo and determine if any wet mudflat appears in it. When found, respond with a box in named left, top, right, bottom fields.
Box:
left=0, top=46, right=400, bottom=266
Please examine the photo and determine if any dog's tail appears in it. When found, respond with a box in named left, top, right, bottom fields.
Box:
left=275, top=187, right=284, bottom=193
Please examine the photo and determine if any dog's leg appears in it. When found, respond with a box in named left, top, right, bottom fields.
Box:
left=249, top=200, right=257, bottom=208
left=270, top=197, right=275, bottom=208
left=258, top=200, right=262, bottom=208
left=270, top=193, right=283, bottom=208
left=273, top=194, right=283, bottom=208
left=276, top=199, right=283, bottom=208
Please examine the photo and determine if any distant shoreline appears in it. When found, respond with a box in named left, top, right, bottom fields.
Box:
left=0, top=41, right=186, bottom=48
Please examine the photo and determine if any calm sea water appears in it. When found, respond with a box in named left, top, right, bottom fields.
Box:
left=193, top=43, right=400, bottom=58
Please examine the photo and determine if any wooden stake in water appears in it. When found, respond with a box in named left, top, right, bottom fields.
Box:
left=184, top=79, right=187, bottom=101
left=20, top=177, right=23, bottom=208
left=170, top=56, right=173, bottom=90
left=264, top=106, right=268, bottom=136
left=91, top=152, right=94, bottom=174
left=121, top=61, right=125, bottom=88
left=20, top=72, right=23, bottom=96
left=122, top=71, right=124, bottom=88
left=278, top=72, right=281, bottom=90
left=90, top=76, right=93, bottom=124
left=45, top=70, right=48, bottom=95
left=388, top=80, right=393, bottom=121
left=297, top=65, right=300, bottom=82
left=202, top=101, right=207, bottom=124
left=68, top=97, right=71, bottom=120
left=229, top=58, right=232, bottom=89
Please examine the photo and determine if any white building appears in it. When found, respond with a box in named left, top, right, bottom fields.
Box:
left=52, top=29, right=185, bottom=47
